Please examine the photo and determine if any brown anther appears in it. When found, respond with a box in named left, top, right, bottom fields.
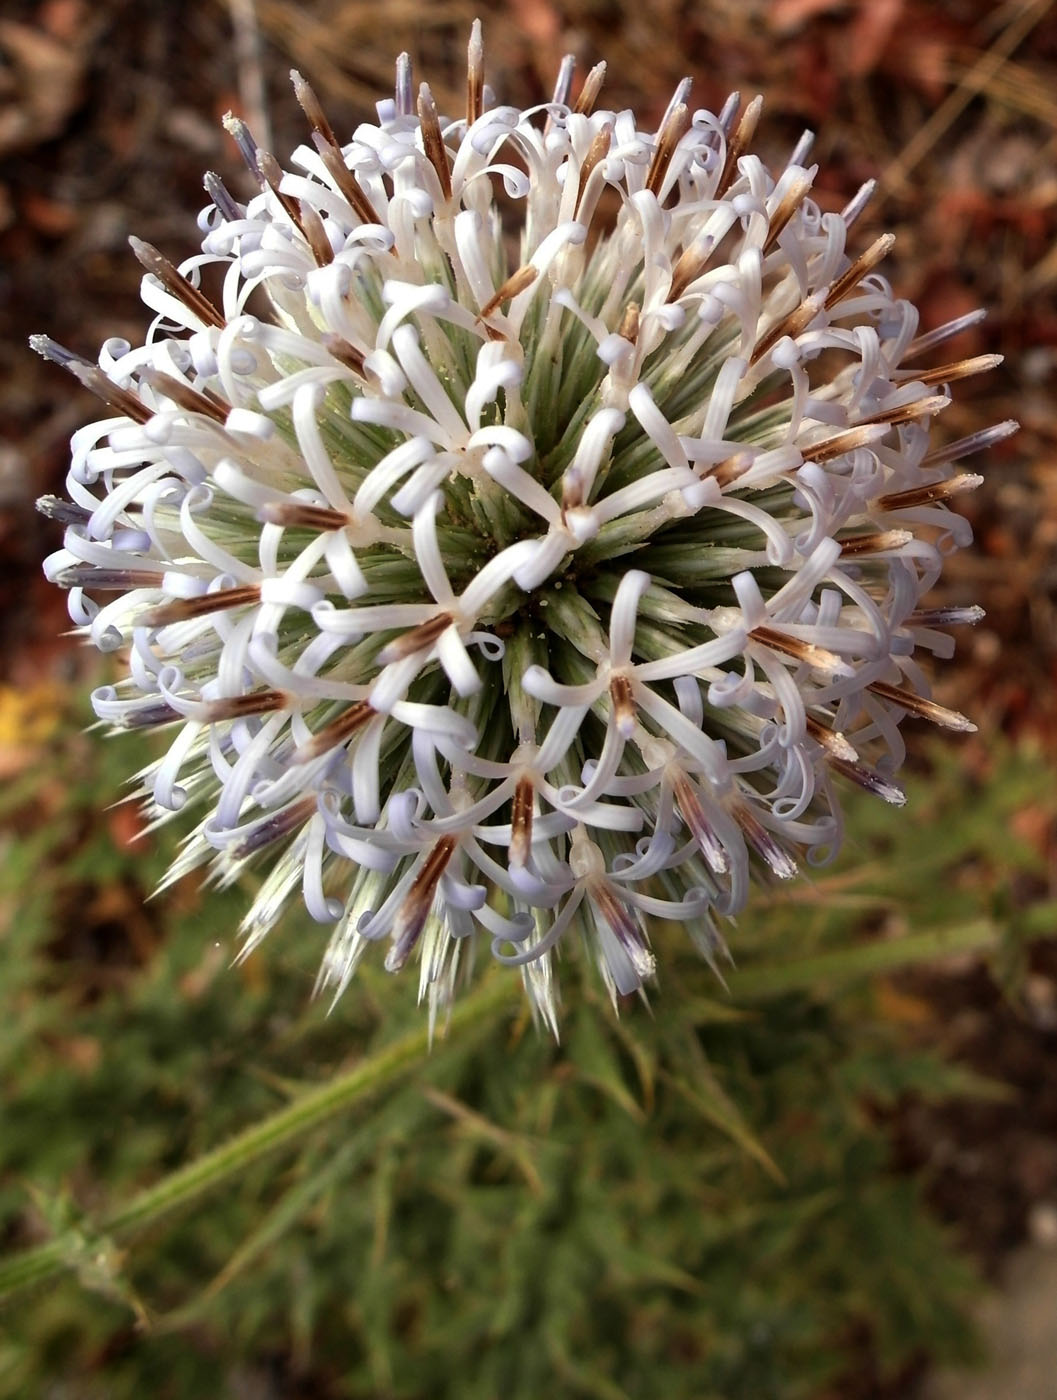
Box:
left=387, top=836, right=457, bottom=971
left=67, top=362, right=153, bottom=425
left=671, top=771, right=728, bottom=874
left=705, top=451, right=753, bottom=488
left=291, top=69, right=338, bottom=148
left=203, top=170, right=243, bottom=222
left=128, top=236, right=225, bottom=329
left=417, top=83, right=452, bottom=202
left=139, top=369, right=230, bottom=424
left=798, top=398, right=950, bottom=466
left=618, top=302, right=640, bottom=343
left=763, top=175, right=812, bottom=255
left=866, top=679, right=976, bottom=732
left=750, top=294, right=823, bottom=367
left=713, top=95, right=763, bottom=199
left=291, top=67, right=386, bottom=234
left=202, top=690, right=288, bottom=722
left=876, top=474, right=983, bottom=511
left=804, top=715, right=858, bottom=762
left=478, top=264, right=538, bottom=320
left=828, top=756, right=906, bottom=805
left=573, top=61, right=607, bottom=115
left=906, top=605, right=986, bottom=628
left=800, top=424, right=889, bottom=464
left=574, top=122, right=613, bottom=217
left=29, top=334, right=91, bottom=372
left=313, top=138, right=383, bottom=228
left=856, top=394, right=950, bottom=429
left=256, top=149, right=304, bottom=227
left=668, top=237, right=715, bottom=302
left=36, top=495, right=92, bottom=527
left=383, top=611, right=455, bottom=662
left=593, top=881, right=655, bottom=979
left=644, top=102, right=692, bottom=198
left=824, top=234, right=895, bottom=309
left=509, top=775, right=535, bottom=867
left=233, top=795, right=318, bottom=857
left=561, top=469, right=584, bottom=511
left=733, top=798, right=797, bottom=879
left=295, top=701, right=376, bottom=760
left=258, top=500, right=351, bottom=531
left=466, top=19, right=484, bottom=126
left=609, top=674, right=636, bottom=737
left=139, top=584, right=261, bottom=627
left=298, top=198, right=334, bottom=266
left=898, top=353, right=1003, bottom=388
left=411, top=837, right=456, bottom=900
left=837, top=530, right=914, bottom=557
left=321, top=333, right=367, bottom=378
left=222, top=112, right=262, bottom=182
left=117, top=700, right=183, bottom=730
left=749, top=624, right=848, bottom=673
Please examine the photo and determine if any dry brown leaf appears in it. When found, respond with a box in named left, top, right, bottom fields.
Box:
left=846, top=0, right=904, bottom=78
left=508, top=0, right=562, bottom=46
left=0, top=19, right=86, bottom=157
left=769, top=0, right=847, bottom=34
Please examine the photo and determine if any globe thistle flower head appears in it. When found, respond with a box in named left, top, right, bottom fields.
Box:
left=38, top=24, right=1005, bottom=1032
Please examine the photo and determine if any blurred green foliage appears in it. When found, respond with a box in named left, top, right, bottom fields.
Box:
left=0, top=698, right=1053, bottom=1399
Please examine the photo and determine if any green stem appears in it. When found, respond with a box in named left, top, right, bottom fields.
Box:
left=0, top=973, right=516, bottom=1306
left=4, top=904, right=1052, bottom=1305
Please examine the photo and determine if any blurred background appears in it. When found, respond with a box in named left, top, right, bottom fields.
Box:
left=0, top=1, right=1056, bottom=1396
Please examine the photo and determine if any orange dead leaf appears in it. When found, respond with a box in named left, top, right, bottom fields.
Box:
left=846, top=0, right=904, bottom=78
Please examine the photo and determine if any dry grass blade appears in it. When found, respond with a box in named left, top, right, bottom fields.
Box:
left=878, top=0, right=1053, bottom=200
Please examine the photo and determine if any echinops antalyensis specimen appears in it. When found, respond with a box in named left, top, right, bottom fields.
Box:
left=38, top=23, right=1006, bottom=1032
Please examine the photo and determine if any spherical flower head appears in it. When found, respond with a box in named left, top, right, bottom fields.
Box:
left=37, top=24, right=1006, bottom=1032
